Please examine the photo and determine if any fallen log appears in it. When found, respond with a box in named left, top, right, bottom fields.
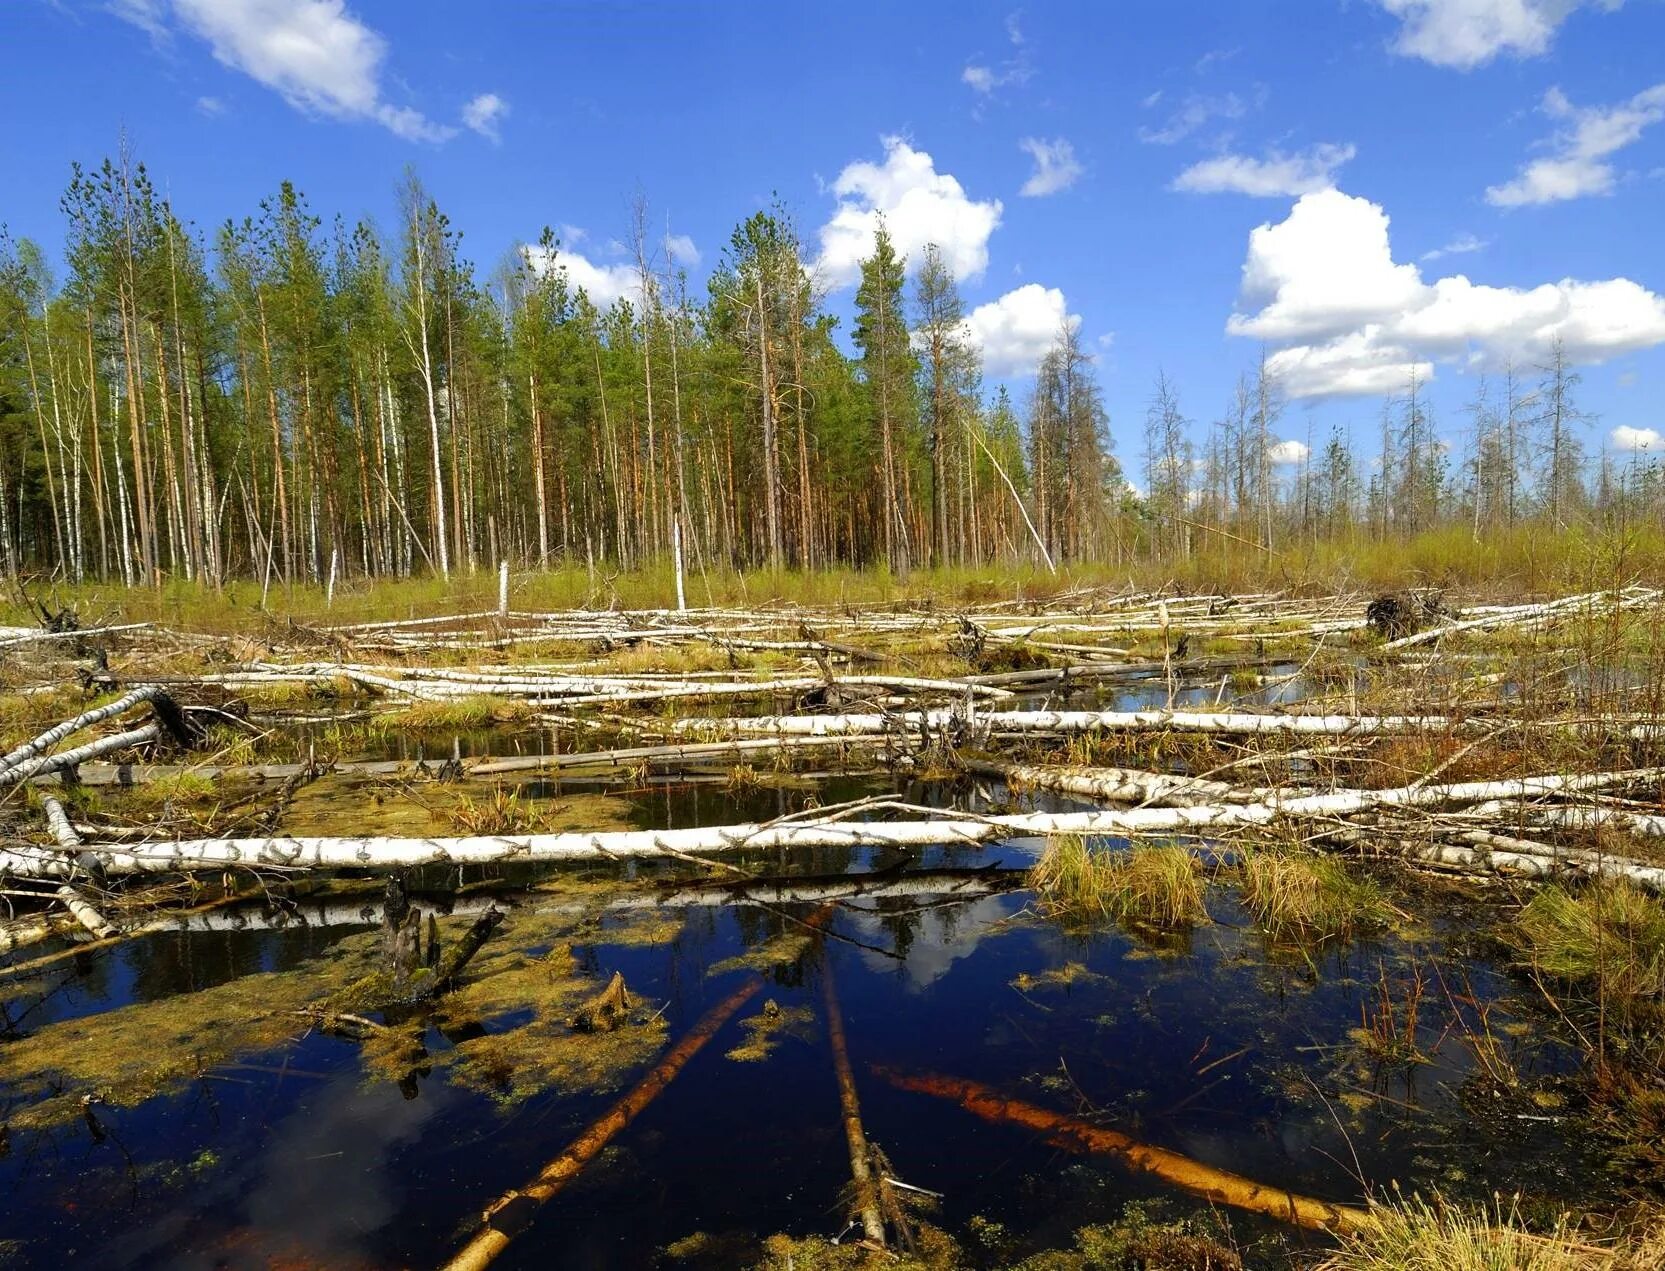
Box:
left=441, top=974, right=768, bottom=1270
left=1, top=724, right=161, bottom=787
left=873, top=1066, right=1363, bottom=1233
left=38, top=799, right=120, bottom=939
left=821, top=953, right=885, bottom=1247
left=965, top=757, right=1273, bottom=806
left=674, top=707, right=1463, bottom=739
left=0, top=685, right=164, bottom=784
left=7, top=767, right=1662, bottom=879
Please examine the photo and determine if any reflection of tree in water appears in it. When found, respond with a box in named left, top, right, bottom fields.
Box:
left=123, top=923, right=358, bottom=1007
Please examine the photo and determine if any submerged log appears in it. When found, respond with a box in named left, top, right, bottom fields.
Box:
left=874, top=1066, right=1363, bottom=1233
left=822, top=953, right=885, bottom=1247
left=442, top=974, right=768, bottom=1271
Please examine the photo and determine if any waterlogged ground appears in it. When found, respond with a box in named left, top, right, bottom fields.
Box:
left=0, top=761, right=1612, bottom=1270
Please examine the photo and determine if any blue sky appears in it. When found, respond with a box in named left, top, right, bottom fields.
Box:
left=5, top=0, right=1664, bottom=470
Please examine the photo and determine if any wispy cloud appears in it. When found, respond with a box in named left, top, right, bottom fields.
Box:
left=1487, top=82, right=1665, bottom=207
left=1138, top=90, right=1253, bottom=145
left=461, top=92, right=508, bottom=143
left=1420, top=232, right=1489, bottom=261
left=1018, top=136, right=1084, bottom=197
left=962, top=9, right=1033, bottom=97
left=1172, top=143, right=1355, bottom=196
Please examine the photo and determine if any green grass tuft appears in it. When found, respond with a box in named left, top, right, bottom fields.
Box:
left=1033, top=838, right=1208, bottom=930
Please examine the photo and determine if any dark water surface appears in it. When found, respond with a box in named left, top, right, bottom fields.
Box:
left=0, top=770, right=1606, bottom=1269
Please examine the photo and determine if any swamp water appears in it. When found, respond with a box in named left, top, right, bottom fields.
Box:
left=0, top=769, right=1609, bottom=1269
left=0, top=659, right=1621, bottom=1268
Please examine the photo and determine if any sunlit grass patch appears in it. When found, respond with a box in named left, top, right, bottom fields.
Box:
left=1237, top=845, right=1387, bottom=943
left=380, top=694, right=531, bottom=731
left=1316, top=1190, right=1656, bottom=1271
left=118, top=770, right=219, bottom=812
left=1513, top=882, right=1665, bottom=1008
left=1033, top=838, right=1207, bottom=931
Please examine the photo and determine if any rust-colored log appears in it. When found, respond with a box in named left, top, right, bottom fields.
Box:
left=821, top=953, right=885, bottom=1247
left=872, top=1065, right=1364, bottom=1234
left=440, top=974, right=766, bottom=1271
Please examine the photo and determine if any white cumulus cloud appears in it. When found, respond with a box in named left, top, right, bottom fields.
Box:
left=1019, top=137, right=1084, bottom=197
left=816, top=136, right=1003, bottom=289
left=1267, top=439, right=1311, bottom=465
left=1228, top=187, right=1665, bottom=397
left=959, top=284, right=1078, bottom=376
left=1377, top=0, right=1622, bottom=70
left=462, top=92, right=508, bottom=143
left=524, top=242, right=639, bottom=310
left=114, top=0, right=467, bottom=142
left=1612, top=425, right=1662, bottom=451
left=1487, top=83, right=1665, bottom=207
left=1172, top=143, right=1355, bottom=197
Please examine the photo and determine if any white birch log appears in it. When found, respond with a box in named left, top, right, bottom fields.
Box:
left=962, top=758, right=1273, bottom=806
left=11, top=767, right=1661, bottom=878
left=673, top=707, right=1461, bottom=739
left=38, top=799, right=121, bottom=939
left=0, top=685, right=163, bottom=782
left=1410, top=842, right=1665, bottom=891
left=0, top=724, right=161, bottom=787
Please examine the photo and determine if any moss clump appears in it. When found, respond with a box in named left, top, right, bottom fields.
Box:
left=1237, top=846, right=1386, bottom=943
left=750, top=1226, right=965, bottom=1270
left=1033, top=839, right=1208, bottom=931
left=0, top=927, right=386, bottom=1129
left=725, top=1001, right=814, bottom=1063
left=662, top=1230, right=766, bottom=1268
left=709, top=929, right=814, bottom=977
left=1010, top=1204, right=1242, bottom=1271
left=431, top=913, right=674, bottom=1105
left=1010, top=962, right=1105, bottom=994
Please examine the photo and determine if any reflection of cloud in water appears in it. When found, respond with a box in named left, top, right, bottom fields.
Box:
left=241, top=1078, right=443, bottom=1260
left=850, top=894, right=1022, bottom=991
left=116, top=1075, right=450, bottom=1270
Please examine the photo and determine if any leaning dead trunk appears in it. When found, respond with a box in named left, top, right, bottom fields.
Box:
left=0, top=686, right=165, bottom=785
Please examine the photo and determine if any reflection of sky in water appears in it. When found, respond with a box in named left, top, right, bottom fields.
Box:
left=99, top=1078, right=450, bottom=1270
left=849, top=893, right=1025, bottom=991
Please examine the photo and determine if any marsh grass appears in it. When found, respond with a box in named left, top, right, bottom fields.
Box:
left=1350, top=960, right=1431, bottom=1066
left=118, top=771, right=219, bottom=813
left=1032, top=837, right=1208, bottom=931
left=380, top=694, right=531, bottom=732
left=1237, top=845, right=1387, bottom=944
left=446, top=786, right=538, bottom=835
left=1317, top=1190, right=1665, bottom=1271
left=1514, top=883, right=1665, bottom=1010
